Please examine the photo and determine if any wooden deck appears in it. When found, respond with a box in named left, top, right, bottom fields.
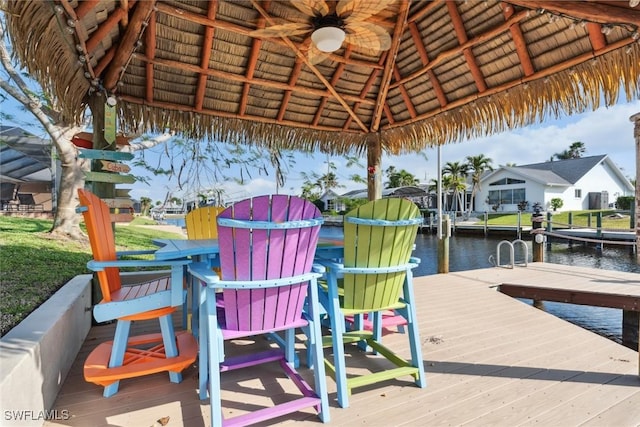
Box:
left=44, top=263, right=640, bottom=426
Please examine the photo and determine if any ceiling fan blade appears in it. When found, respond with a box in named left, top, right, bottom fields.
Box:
left=308, top=44, right=331, bottom=65
left=291, top=0, right=330, bottom=18
left=337, top=0, right=395, bottom=21
left=344, top=21, right=391, bottom=54
left=250, top=22, right=312, bottom=38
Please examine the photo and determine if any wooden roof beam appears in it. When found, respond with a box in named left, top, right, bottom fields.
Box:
left=239, top=1, right=267, bottom=116
left=277, top=58, right=304, bottom=121
left=392, top=9, right=529, bottom=88
left=342, top=53, right=387, bottom=131
left=251, top=0, right=368, bottom=132
left=85, top=7, right=126, bottom=53
left=103, top=0, right=156, bottom=92
left=156, top=2, right=383, bottom=70
left=447, top=1, right=487, bottom=93
left=145, top=10, right=156, bottom=103
left=134, top=54, right=376, bottom=106
left=312, top=46, right=352, bottom=126
left=506, top=1, right=640, bottom=28
left=587, top=22, right=607, bottom=51
left=408, top=0, right=443, bottom=23
left=118, top=94, right=361, bottom=134
left=501, top=2, right=535, bottom=76
left=387, top=36, right=636, bottom=130
left=408, top=21, right=447, bottom=107
left=393, top=65, right=417, bottom=119
left=371, top=0, right=411, bottom=133
left=195, top=1, right=218, bottom=111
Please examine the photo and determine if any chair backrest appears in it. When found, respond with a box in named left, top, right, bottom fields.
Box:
left=217, top=195, right=322, bottom=332
left=185, top=206, right=225, bottom=239
left=77, top=189, right=121, bottom=301
left=342, top=198, right=421, bottom=311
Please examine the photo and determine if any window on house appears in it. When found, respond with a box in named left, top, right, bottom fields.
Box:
left=574, top=189, right=582, bottom=198
left=489, top=178, right=525, bottom=186
left=488, top=188, right=526, bottom=204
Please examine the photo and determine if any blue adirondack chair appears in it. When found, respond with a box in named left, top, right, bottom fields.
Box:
left=78, top=189, right=197, bottom=398
left=315, top=198, right=426, bottom=408
left=188, top=194, right=330, bottom=426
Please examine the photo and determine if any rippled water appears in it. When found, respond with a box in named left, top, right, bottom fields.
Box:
left=321, top=227, right=640, bottom=346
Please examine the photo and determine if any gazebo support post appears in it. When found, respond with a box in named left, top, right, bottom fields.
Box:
left=367, top=136, right=382, bottom=201
left=632, top=112, right=640, bottom=262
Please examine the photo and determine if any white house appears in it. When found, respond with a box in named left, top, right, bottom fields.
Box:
left=475, top=155, right=634, bottom=212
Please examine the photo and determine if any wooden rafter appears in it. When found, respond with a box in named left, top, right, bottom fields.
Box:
left=155, top=2, right=383, bottom=71
left=587, top=22, right=607, bottom=51
left=393, top=65, right=417, bottom=119
left=408, top=21, right=447, bottom=107
left=195, top=1, right=218, bottom=111
left=370, top=0, right=411, bottom=133
left=104, top=0, right=156, bottom=92
left=85, top=7, right=126, bottom=53
left=447, top=1, right=487, bottom=93
left=240, top=0, right=265, bottom=116
left=386, top=36, right=636, bottom=130
left=133, top=54, right=376, bottom=107
left=506, top=1, right=640, bottom=27
left=391, top=10, right=529, bottom=89
left=407, top=0, right=443, bottom=23
left=145, top=10, right=156, bottom=103
left=313, top=46, right=352, bottom=126
left=501, top=2, right=535, bottom=77
left=277, top=58, right=304, bottom=121
left=341, top=53, right=387, bottom=131
left=250, top=0, right=368, bottom=132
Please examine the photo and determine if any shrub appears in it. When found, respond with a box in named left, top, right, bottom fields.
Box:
left=550, top=198, right=564, bottom=211
left=615, top=196, right=634, bottom=210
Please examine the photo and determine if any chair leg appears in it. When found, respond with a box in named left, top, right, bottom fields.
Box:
left=103, top=320, right=132, bottom=397
left=307, top=280, right=330, bottom=422
left=403, top=273, right=426, bottom=389
left=198, top=284, right=211, bottom=400
left=206, top=287, right=224, bottom=426
left=158, top=314, right=182, bottom=384
left=329, top=298, right=350, bottom=408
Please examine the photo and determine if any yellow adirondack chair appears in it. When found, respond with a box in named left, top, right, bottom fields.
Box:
left=185, top=205, right=225, bottom=239
left=78, top=189, right=197, bottom=397
left=316, top=198, right=426, bottom=408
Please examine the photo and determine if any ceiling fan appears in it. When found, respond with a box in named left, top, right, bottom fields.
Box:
left=250, top=0, right=395, bottom=63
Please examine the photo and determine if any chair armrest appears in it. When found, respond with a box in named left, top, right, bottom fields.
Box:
left=116, top=249, right=157, bottom=257
left=409, top=256, right=421, bottom=265
left=314, top=258, right=344, bottom=270
left=188, top=262, right=220, bottom=283
left=312, top=263, right=326, bottom=274
left=87, top=258, right=190, bottom=271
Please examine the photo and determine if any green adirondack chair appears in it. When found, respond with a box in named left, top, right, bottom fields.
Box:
left=316, top=198, right=426, bottom=408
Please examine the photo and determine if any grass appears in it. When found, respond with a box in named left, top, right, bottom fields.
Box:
left=481, top=209, right=633, bottom=230
left=0, top=216, right=183, bottom=337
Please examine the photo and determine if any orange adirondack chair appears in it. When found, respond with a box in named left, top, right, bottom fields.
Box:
left=78, top=189, right=197, bottom=397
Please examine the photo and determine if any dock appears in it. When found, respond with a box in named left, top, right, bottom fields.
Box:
left=44, top=264, right=640, bottom=426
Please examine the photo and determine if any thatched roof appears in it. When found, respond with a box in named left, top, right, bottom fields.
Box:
left=6, top=1, right=640, bottom=156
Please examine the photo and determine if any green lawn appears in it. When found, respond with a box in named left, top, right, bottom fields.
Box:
left=0, top=216, right=183, bottom=337
left=481, top=210, right=633, bottom=230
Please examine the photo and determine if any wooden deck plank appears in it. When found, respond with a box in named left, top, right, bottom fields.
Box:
left=43, top=264, right=640, bottom=426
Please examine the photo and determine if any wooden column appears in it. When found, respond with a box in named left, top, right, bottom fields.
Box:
left=89, top=94, right=116, bottom=200
left=367, top=135, right=382, bottom=201
left=632, top=112, right=640, bottom=263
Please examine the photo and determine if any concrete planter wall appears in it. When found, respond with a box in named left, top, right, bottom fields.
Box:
left=0, top=275, right=92, bottom=427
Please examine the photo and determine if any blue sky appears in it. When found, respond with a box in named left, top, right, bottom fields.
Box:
left=129, top=99, right=639, bottom=205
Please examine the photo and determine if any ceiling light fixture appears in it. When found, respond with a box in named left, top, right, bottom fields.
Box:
left=310, top=14, right=345, bottom=53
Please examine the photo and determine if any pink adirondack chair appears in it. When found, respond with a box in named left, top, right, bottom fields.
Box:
left=188, top=194, right=330, bottom=426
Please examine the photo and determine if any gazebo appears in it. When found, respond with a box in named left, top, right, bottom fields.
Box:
left=5, top=0, right=640, bottom=242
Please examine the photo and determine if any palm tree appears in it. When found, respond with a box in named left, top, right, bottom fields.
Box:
left=465, top=154, right=494, bottom=214
left=139, top=197, right=152, bottom=216
left=385, top=167, right=419, bottom=188
left=554, top=141, right=586, bottom=160
left=442, top=161, right=469, bottom=213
